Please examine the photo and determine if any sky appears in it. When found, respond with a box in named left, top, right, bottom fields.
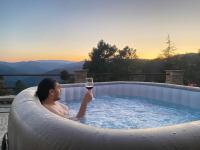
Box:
left=0, top=0, right=200, bottom=62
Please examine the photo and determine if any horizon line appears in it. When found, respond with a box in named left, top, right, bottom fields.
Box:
left=1, top=51, right=199, bottom=63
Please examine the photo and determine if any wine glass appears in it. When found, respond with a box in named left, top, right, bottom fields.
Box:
left=85, top=78, right=95, bottom=100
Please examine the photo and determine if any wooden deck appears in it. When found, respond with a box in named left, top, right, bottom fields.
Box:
left=0, top=95, right=14, bottom=148
left=0, top=95, right=15, bottom=105
left=0, top=106, right=10, bottom=147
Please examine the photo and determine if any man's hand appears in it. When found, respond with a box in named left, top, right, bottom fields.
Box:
left=82, top=90, right=93, bottom=105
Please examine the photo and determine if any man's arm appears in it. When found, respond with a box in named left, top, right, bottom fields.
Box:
left=76, top=90, right=92, bottom=119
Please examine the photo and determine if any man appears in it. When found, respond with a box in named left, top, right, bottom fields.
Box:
left=35, top=78, right=92, bottom=120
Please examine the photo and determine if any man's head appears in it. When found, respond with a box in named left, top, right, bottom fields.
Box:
left=35, top=78, right=61, bottom=103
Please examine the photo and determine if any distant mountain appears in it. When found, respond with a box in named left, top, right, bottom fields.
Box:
left=0, top=63, right=21, bottom=87
left=34, top=60, right=73, bottom=71
left=0, top=63, right=21, bottom=74
left=36, top=60, right=72, bottom=63
left=0, top=60, right=83, bottom=87
left=46, top=61, right=84, bottom=74
left=20, top=61, right=85, bottom=86
left=0, top=60, right=74, bottom=74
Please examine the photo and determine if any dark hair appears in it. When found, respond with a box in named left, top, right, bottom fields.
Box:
left=35, top=78, right=57, bottom=103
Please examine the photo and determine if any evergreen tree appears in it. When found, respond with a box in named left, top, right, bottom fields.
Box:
left=60, top=70, right=70, bottom=83
left=161, top=35, right=176, bottom=58
left=83, top=40, right=138, bottom=81
left=14, top=80, right=26, bottom=94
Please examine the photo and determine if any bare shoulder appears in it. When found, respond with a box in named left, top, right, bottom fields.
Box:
left=42, top=103, right=58, bottom=114
left=57, top=101, right=69, bottom=110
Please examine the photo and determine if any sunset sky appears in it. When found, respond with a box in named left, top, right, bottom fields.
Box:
left=0, top=0, right=200, bottom=62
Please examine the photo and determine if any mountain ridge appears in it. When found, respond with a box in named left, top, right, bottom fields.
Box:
left=0, top=60, right=84, bottom=86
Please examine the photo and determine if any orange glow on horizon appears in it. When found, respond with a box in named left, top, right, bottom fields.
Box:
left=1, top=41, right=199, bottom=62
left=0, top=55, right=88, bottom=62
left=1, top=49, right=199, bottom=63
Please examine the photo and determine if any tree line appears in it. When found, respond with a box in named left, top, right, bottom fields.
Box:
left=83, top=38, right=200, bottom=86
left=1, top=37, right=199, bottom=96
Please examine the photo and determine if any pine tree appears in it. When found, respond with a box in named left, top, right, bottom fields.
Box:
left=60, top=70, right=70, bottom=83
left=14, top=80, right=26, bottom=94
left=162, top=35, right=176, bottom=58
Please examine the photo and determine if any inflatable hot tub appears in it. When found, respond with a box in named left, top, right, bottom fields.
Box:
left=8, top=81, right=200, bottom=150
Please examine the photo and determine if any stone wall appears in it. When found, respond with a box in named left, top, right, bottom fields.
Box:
left=165, top=70, right=184, bottom=85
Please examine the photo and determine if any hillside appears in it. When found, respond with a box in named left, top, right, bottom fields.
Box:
left=46, top=61, right=84, bottom=74
left=0, top=60, right=83, bottom=86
